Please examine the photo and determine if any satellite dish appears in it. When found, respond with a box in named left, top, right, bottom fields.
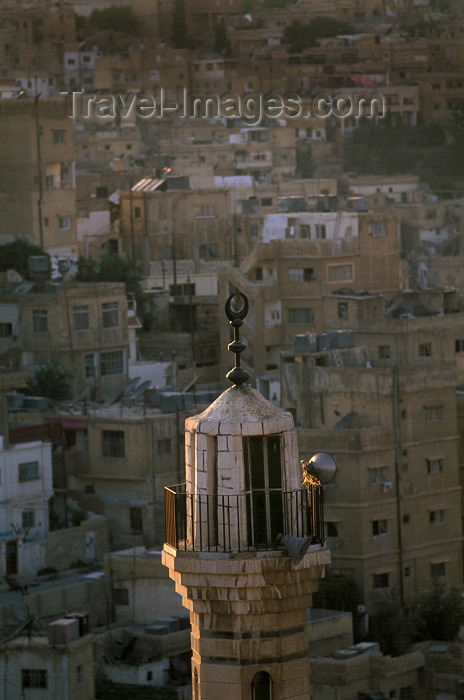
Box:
left=71, top=385, right=90, bottom=405
left=122, top=377, right=141, bottom=396
left=108, top=377, right=141, bottom=406
left=357, top=604, right=366, bottom=614
left=334, top=411, right=358, bottom=430
left=126, top=379, right=151, bottom=400
left=108, top=386, right=126, bottom=406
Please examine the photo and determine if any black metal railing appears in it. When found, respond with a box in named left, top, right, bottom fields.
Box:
left=164, top=484, right=325, bottom=553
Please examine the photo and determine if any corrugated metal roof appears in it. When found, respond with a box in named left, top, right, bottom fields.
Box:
left=131, top=177, right=166, bottom=193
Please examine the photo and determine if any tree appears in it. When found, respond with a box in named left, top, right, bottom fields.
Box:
left=89, top=6, right=139, bottom=33
left=0, top=237, right=49, bottom=277
left=76, top=252, right=142, bottom=297
left=282, top=17, right=355, bottom=53
left=312, top=570, right=362, bottom=614
left=25, top=363, right=72, bottom=400
left=367, top=591, right=415, bottom=657
left=171, top=0, right=189, bottom=49
left=295, top=144, right=315, bottom=179
left=413, top=582, right=464, bottom=642
left=214, top=18, right=231, bottom=55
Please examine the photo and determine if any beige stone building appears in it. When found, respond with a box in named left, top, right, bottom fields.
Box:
left=218, top=209, right=402, bottom=378
left=280, top=301, right=464, bottom=608
left=56, top=399, right=204, bottom=549
left=0, top=624, right=95, bottom=700
left=0, top=282, right=130, bottom=398
left=0, top=98, right=77, bottom=259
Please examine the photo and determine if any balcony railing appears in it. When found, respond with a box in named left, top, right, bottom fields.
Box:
left=165, top=484, right=324, bottom=553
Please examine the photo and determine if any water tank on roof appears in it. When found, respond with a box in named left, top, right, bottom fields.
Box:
left=317, top=333, right=330, bottom=352
left=28, top=255, right=50, bottom=280
left=345, top=197, right=367, bottom=212
left=294, top=333, right=317, bottom=353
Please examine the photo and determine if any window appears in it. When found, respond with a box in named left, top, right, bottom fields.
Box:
left=425, top=404, right=443, bottom=422
left=130, top=507, right=143, bottom=533
left=403, top=514, right=410, bottom=524
left=19, top=461, right=39, bottom=481
left=252, top=671, right=273, bottom=700
left=261, top=198, right=272, bottom=206
left=430, top=562, right=446, bottom=579
left=338, top=302, right=348, bottom=319
left=158, top=439, right=171, bottom=455
left=324, top=521, right=338, bottom=538
left=429, top=509, right=445, bottom=524
left=84, top=353, right=96, bottom=378
left=59, top=215, right=71, bottom=230
left=102, top=430, right=125, bottom=458
left=100, top=350, right=124, bottom=375
left=288, top=268, right=313, bottom=282
left=372, top=519, right=388, bottom=536
left=22, top=670, right=48, bottom=689
left=250, top=224, right=259, bottom=238
left=134, top=206, right=141, bottom=220
left=169, top=283, right=196, bottom=296
left=114, top=588, right=129, bottom=605
left=404, top=566, right=411, bottom=577
left=255, top=267, right=263, bottom=281
left=373, top=572, right=390, bottom=589
left=76, top=665, right=84, bottom=684
left=73, top=305, right=90, bottom=331
left=315, top=224, right=326, bottom=239
left=198, top=243, right=218, bottom=259
left=22, top=510, right=35, bottom=528
left=53, top=130, right=65, bottom=144
left=369, top=466, right=387, bottom=485
left=32, top=309, right=48, bottom=333
left=327, top=263, right=353, bottom=282
left=244, top=436, right=282, bottom=547
left=102, top=302, right=119, bottom=328
left=419, top=343, right=431, bottom=357
left=369, top=221, right=386, bottom=236
left=300, top=224, right=310, bottom=238
left=0, top=322, right=12, bottom=337
left=377, top=344, right=391, bottom=360
left=287, top=308, right=314, bottom=324
left=455, top=339, right=464, bottom=353
left=427, top=458, right=444, bottom=474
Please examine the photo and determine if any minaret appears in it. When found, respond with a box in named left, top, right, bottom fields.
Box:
left=162, top=293, right=335, bottom=700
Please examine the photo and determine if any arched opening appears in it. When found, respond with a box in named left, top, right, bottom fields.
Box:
left=252, top=670, right=273, bottom=700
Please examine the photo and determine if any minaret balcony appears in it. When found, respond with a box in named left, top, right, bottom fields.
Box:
left=164, top=483, right=324, bottom=554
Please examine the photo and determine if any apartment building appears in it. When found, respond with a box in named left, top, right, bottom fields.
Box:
left=0, top=282, right=130, bottom=399
left=280, top=330, right=463, bottom=608
left=0, top=435, right=53, bottom=578
left=0, top=626, right=94, bottom=700
left=53, top=400, right=203, bottom=549
left=119, top=178, right=233, bottom=263
left=0, top=98, right=77, bottom=259
left=417, top=72, right=464, bottom=121
left=218, top=208, right=402, bottom=377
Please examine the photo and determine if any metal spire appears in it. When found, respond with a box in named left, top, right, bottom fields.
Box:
left=224, top=292, right=250, bottom=386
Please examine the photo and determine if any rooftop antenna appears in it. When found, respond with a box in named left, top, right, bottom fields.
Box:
left=225, top=292, right=250, bottom=386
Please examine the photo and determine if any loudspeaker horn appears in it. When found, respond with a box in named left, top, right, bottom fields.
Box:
left=276, top=533, right=312, bottom=566
left=301, top=452, right=336, bottom=486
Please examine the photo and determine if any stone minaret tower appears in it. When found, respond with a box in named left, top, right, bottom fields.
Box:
left=162, top=294, right=333, bottom=700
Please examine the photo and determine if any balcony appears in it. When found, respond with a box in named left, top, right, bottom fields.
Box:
left=165, top=484, right=324, bottom=553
